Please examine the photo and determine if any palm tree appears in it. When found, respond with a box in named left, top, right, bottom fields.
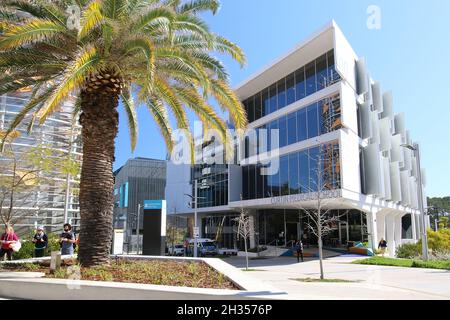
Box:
left=0, top=0, right=247, bottom=266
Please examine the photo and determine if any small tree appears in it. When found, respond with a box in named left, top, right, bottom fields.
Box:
left=233, top=197, right=252, bottom=271
left=295, top=143, right=345, bottom=279
left=0, top=130, right=80, bottom=227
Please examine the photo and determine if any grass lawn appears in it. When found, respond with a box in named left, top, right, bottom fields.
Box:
left=290, top=278, right=361, bottom=283
left=352, top=256, right=450, bottom=270
left=0, top=258, right=238, bottom=289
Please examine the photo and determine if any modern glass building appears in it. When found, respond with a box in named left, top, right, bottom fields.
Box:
left=165, top=21, right=427, bottom=256
left=113, top=157, right=167, bottom=253
left=0, top=89, right=82, bottom=236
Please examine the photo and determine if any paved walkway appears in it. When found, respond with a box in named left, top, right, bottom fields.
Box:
left=223, top=255, right=450, bottom=300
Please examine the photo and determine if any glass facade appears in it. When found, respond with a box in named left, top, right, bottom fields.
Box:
left=242, top=50, right=340, bottom=123
left=202, top=215, right=239, bottom=249
left=257, top=209, right=368, bottom=247
left=242, top=141, right=341, bottom=200
left=192, top=164, right=228, bottom=208
left=246, top=94, right=341, bottom=158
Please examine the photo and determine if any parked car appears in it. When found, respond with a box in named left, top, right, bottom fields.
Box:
left=168, top=244, right=185, bottom=256
left=188, top=238, right=217, bottom=257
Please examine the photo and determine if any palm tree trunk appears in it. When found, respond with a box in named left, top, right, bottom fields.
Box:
left=78, top=76, right=120, bottom=267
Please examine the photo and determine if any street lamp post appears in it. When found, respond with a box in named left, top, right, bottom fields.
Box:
left=185, top=179, right=200, bottom=257
left=401, top=143, right=429, bottom=261
left=184, top=179, right=209, bottom=258
left=136, top=203, right=141, bottom=255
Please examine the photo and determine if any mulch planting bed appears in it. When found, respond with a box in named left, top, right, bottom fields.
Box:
left=0, top=258, right=239, bottom=290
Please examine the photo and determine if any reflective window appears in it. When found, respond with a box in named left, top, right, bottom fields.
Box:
left=287, top=113, right=297, bottom=145
left=256, top=164, right=264, bottom=199
left=241, top=51, right=342, bottom=121
left=254, top=92, right=262, bottom=121
left=248, top=165, right=256, bottom=199
left=305, top=61, right=316, bottom=96
left=262, top=88, right=270, bottom=117
left=247, top=96, right=254, bottom=123
left=289, top=153, right=299, bottom=194
left=327, top=50, right=338, bottom=84
left=242, top=143, right=341, bottom=200
left=279, top=116, right=287, bottom=148
left=277, top=79, right=286, bottom=109
left=286, top=73, right=296, bottom=105
left=299, top=150, right=309, bottom=193
left=316, top=54, right=328, bottom=90
left=271, top=164, right=280, bottom=197
left=309, top=147, right=319, bottom=192
left=268, top=119, right=278, bottom=151
left=269, top=84, right=277, bottom=113
left=307, top=103, right=319, bottom=138
left=297, top=108, right=308, bottom=142
left=280, top=156, right=289, bottom=196
left=319, top=95, right=341, bottom=134
left=295, top=67, right=305, bottom=101
left=242, top=166, right=249, bottom=200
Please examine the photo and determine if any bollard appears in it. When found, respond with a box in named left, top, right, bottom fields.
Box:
left=50, top=251, right=61, bottom=272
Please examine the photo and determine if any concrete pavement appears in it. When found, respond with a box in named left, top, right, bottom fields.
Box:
left=223, top=254, right=450, bottom=300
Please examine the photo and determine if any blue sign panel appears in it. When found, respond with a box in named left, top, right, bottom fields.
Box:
left=144, top=200, right=163, bottom=210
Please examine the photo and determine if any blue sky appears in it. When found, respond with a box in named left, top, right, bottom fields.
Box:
left=113, top=0, right=450, bottom=197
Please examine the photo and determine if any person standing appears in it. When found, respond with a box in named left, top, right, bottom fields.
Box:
left=0, top=225, right=19, bottom=261
left=294, top=239, right=304, bottom=262
left=32, top=226, right=48, bottom=257
left=60, top=223, right=75, bottom=255
left=302, top=232, right=309, bottom=249
left=378, top=238, right=388, bottom=256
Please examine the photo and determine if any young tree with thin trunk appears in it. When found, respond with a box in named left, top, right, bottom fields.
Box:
left=234, top=198, right=251, bottom=271
left=295, top=143, right=345, bottom=279
left=0, top=0, right=247, bottom=266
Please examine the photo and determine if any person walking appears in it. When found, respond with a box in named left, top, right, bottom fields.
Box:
left=294, top=239, right=304, bottom=262
left=60, top=223, right=76, bottom=255
left=378, top=238, right=388, bottom=256
left=32, top=226, right=48, bottom=257
left=0, top=225, right=19, bottom=261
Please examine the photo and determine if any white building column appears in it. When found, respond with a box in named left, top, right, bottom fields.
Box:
left=248, top=211, right=257, bottom=249
left=376, top=210, right=388, bottom=246
left=410, top=212, right=417, bottom=240
left=385, top=211, right=396, bottom=257
left=415, top=213, right=421, bottom=240
left=393, top=212, right=405, bottom=252
left=366, top=210, right=378, bottom=252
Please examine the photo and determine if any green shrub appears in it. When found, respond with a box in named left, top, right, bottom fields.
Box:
left=396, top=242, right=421, bottom=259
left=426, top=228, right=450, bottom=253
left=13, top=232, right=61, bottom=260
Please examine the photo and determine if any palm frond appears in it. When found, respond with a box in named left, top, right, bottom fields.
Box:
left=121, top=84, right=138, bottom=151
left=209, top=79, right=247, bottom=130
left=78, top=0, right=105, bottom=39
left=146, top=97, right=174, bottom=153
left=212, top=35, right=246, bottom=67
left=0, top=18, right=67, bottom=50
left=37, top=46, right=100, bottom=123
left=178, top=0, right=220, bottom=15
left=131, top=7, right=174, bottom=33
left=154, top=76, right=194, bottom=163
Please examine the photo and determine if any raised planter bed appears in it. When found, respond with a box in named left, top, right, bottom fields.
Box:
left=0, top=255, right=285, bottom=300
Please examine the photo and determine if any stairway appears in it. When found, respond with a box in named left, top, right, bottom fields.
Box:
left=257, top=245, right=290, bottom=257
